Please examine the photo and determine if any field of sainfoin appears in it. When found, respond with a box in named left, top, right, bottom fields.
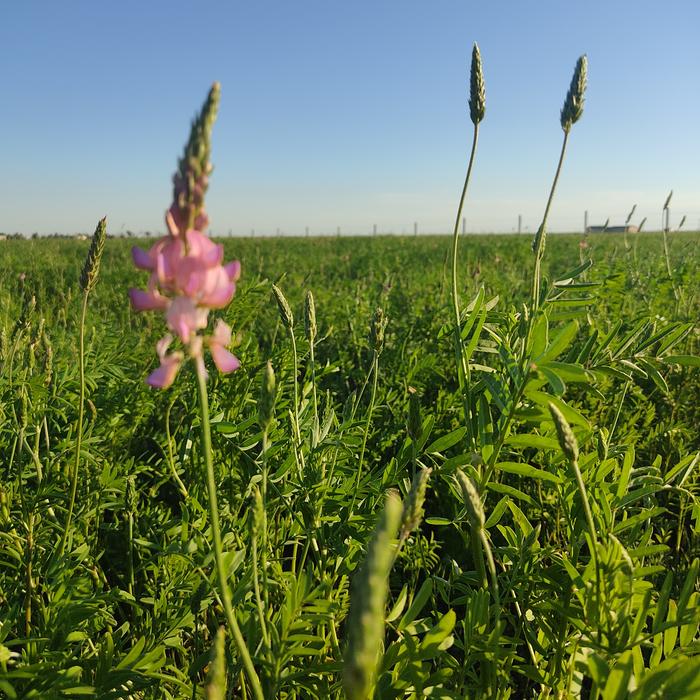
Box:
left=1, top=54, right=699, bottom=700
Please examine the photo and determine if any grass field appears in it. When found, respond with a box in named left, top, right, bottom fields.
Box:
left=1, top=229, right=698, bottom=698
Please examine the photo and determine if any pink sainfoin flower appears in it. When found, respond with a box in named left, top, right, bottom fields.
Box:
left=128, top=83, right=240, bottom=388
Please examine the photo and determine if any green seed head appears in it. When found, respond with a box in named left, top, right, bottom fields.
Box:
left=205, top=627, right=227, bottom=700
left=0, top=327, right=7, bottom=363
left=456, top=470, right=485, bottom=529
left=272, top=284, right=294, bottom=329
left=469, top=43, right=486, bottom=125
left=304, top=290, right=317, bottom=342
left=80, top=217, right=107, bottom=294
left=18, top=387, right=29, bottom=431
left=258, top=361, right=277, bottom=429
left=42, top=331, right=53, bottom=387
left=560, top=55, right=587, bottom=132
left=344, top=491, right=402, bottom=700
left=0, top=487, right=9, bottom=524
left=252, top=485, right=264, bottom=534
left=401, top=467, right=432, bottom=539
left=638, top=216, right=647, bottom=232
left=407, top=388, right=422, bottom=443
left=625, top=204, right=637, bottom=225
left=125, top=475, right=138, bottom=514
left=663, top=190, right=673, bottom=210
left=369, top=307, right=387, bottom=355
left=678, top=215, right=686, bottom=230
left=548, top=402, right=579, bottom=462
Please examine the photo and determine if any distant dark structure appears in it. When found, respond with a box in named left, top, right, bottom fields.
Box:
left=586, top=224, right=639, bottom=234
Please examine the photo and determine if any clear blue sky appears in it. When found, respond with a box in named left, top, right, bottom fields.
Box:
left=1, top=1, right=698, bottom=235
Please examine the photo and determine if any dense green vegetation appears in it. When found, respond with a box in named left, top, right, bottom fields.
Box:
left=1, top=231, right=699, bottom=698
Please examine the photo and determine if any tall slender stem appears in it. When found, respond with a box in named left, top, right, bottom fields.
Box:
left=531, top=130, right=569, bottom=314
left=569, top=454, right=601, bottom=643
left=308, top=337, right=319, bottom=446
left=58, top=291, right=88, bottom=556
left=450, top=124, right=480, bottom=446
left=350, top=351, right=379, bottom=513
left=195, top=369, right=264, bottom=700
left=289, top=331, right=305, bottom=475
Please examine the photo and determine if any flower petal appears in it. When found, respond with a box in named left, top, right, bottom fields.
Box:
left=129, top=287, right=168, bottom=311
left=166, top=296, right=208, bottom=342
left=132, top=246, right=153, bottom=270
left=224, top=260, right=241, bottom=282
left=146, top=353, right=183, bottom=389
left=210, top=344, right=240, bottom=374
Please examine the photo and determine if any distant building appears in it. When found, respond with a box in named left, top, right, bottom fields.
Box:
left=586, top=225, right=639, bottom=233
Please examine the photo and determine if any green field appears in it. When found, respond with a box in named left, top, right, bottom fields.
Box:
left=1, top=231, right=699, bottom=698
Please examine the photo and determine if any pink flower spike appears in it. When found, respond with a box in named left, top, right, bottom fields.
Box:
left=129, top=287, right=168, bottom=311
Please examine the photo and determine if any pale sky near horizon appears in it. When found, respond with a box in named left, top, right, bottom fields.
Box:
left=1, top=1, right=698, bottom=236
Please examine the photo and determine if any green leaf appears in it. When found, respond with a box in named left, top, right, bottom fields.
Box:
left=505, top=434, right=560, bottom=451
left=613, top=507, right=666, bottom=534
left=539, top=361, right=590, bottom=383
left=663, top=354, right=700, bottom=367
left=603, top=650, right=633, bottom=700
left=425, top=427, right=467, bottom=454
left=496, top=461, right=561, bottom=484
left=484, top=497, right=509, bottom=529
left=398, top=579, right=433, bottom=631
left=387, top=585, right=409, bottom=623
left=506, top=501, right=533, bottom=536
left=487, top=482, right=537, bottom=507
left=535, top=321, right=578, bottom=365
left=554, top=258, right=593, bottom=284
left=418, top=610, right=456, bottom=659
left=539, top=366, right=566, bottom=396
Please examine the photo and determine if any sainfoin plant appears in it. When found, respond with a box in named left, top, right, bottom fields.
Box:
left=0, top=49, right=698, bottom=700
left=129, top=83, right=264, bottom=700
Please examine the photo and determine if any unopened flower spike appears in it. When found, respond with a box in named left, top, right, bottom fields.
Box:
left=469, top=43, right=485, bottom=125
left=560, top=55, right=587, bottom=132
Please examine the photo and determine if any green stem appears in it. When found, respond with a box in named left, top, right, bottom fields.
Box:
left=470, top=524, right=487, bottom=589
left=309, top=336, right=319, bottom=447
left=351, top=351, right=379, bottom=512
left=531, top=130, right=570, bottom=314
left=251, top=527, right=271, bottom=654
left=662, top=226, right=673, bottom=279
left=450, top=124, right=480, bottom=446
left=289, top=331, right=305, bottom=475
left=58, top=290, right=88, bottom=556
left=128, top=512, right=135, bottom=597
left=165, top=398, right=189, bottom=498
left=195, top=369, right=264, bottom=700
left=479, top=528, right=500, bottom=609
left=261, top=431, right=270, bottom=610
left=570, top=455, right=601, bottom=643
